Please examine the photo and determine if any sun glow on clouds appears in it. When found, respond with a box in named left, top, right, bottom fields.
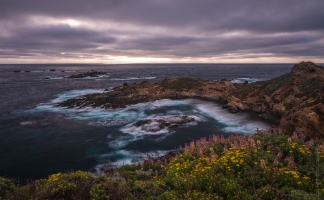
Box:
left=106, top=56, right=172, bottom=63
left=1, top=5, right=324, bottom=64
left=29, top=16, right=83, bottom=27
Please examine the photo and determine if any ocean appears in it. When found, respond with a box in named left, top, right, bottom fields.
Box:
left=0, top=63, right=293, bottom=182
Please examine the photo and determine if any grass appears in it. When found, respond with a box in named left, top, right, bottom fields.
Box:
left=2, top=130, right=324, bottom=199
left=297, top=78, right=322, bottom=93
left=231, top=81, right=267, bottom=98
left=263, top=73, right=293, bottom=96
left=161, top=77, right=203, bottom=90
left=232, top=73, right=293, bottom=98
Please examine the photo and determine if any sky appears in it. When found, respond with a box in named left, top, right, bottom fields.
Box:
left=0, top=0, right=324, bottom=64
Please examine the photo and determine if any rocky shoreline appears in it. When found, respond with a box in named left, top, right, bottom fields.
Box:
left=58, top=62, right=324, bottom=138
left=58, top=77, right=233, bottom=108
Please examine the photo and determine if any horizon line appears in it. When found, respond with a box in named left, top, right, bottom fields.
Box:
left=0, top=62, right=315, bottom=65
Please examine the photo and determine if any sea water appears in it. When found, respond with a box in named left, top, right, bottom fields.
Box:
left=0, top=63, right=293, bottom=182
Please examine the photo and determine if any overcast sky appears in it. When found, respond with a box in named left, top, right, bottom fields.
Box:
left=0, top=0, right=323, bottom=64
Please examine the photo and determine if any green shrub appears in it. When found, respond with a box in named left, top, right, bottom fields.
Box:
left=162, top=77, right=203, bottom=90
left=90, top=184, right=109, bottom=200
left=298, top=78, right=322, bottom=92
left=0, top=177, right=16, bottom=200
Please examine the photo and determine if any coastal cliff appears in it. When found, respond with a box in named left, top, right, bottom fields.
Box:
left=224, top=61, right=324, bottom=138
left=59, top=62, right=324, bottom=138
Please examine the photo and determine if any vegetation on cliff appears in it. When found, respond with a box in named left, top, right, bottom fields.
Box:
left=224, top=62, right=324, bottom=138
left=2, top=130, right=324, bottom=200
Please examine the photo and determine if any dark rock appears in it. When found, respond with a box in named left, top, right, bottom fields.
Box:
left=130, top=116, right=195, bottom=132
left=68, top=69, right=106, bottom=78
left=49, top=69, right=56, bottom=71
left=13, top=70, right=21, bottom=72
left=227, top=107, right=239, bottom=113
left=25, top=71, right=30, bottom=72
left=123, top=82, right=128, bottom=86
left=258, top=114, right=268, bottom=120
left=133, top=119, right=152, bottom=127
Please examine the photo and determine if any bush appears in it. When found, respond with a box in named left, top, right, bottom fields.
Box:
left=0, top=177, right=16, bottom=200
left=3, top=130, right=324, bottom=199
left=90, top=184, right=109, bottom=200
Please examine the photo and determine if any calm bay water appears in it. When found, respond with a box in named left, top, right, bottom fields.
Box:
left=0, top=63, right=293, bottom=182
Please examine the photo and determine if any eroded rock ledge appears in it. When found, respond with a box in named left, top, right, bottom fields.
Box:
left=59, top=77, right=233, bottom=108
left=59, top=62, right=324, bottom=138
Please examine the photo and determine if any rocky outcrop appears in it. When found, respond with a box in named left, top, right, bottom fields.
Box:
left=223, top=61, right=324, bottom=138
left=68, top=69, right=106, bottom=78
left=58, top=62, right=324, bottom=138
left=58, top=77, right=233, bottom=108
left=131, top=116, right=195, bottom=132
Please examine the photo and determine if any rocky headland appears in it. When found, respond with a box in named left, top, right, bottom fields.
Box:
left=59, top=77, right=233, bottom=108
left=59, top=62, right=324, bottom=138
left=223, top=61, right=324, bottom=138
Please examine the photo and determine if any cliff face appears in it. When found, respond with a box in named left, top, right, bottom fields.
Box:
left=224, top=62, right=324, bottom=138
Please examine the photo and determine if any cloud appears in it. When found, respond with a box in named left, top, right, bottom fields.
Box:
left=0, top=0, right=323, bottom=63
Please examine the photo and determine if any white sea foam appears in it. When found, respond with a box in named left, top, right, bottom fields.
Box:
left=189, top=99, right=269, bottom=134
left=51, top=89, right=107, bottom=103
left=43, top=76, right=65, bottom=80
left=26, top=90, right=270, bottom=150
left=92, top=149, right=171, bottom=175
left=20, top=121, right=36, bottom=125
left=73, top=74, right=110, bottom=79
left=231, top=78, right=260, bottom=84
left=110, top=77, right=156, bottom=81
left=120, top=115, right=200, bottom=136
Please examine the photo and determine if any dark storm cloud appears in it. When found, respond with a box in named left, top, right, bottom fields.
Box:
left=120, top=36, right=198, bottom=51
left=0, top=23, right=116, bottom=58
left=0, top=0, right=323, bottom=62
left=1, top=0, right=323, bottom=32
